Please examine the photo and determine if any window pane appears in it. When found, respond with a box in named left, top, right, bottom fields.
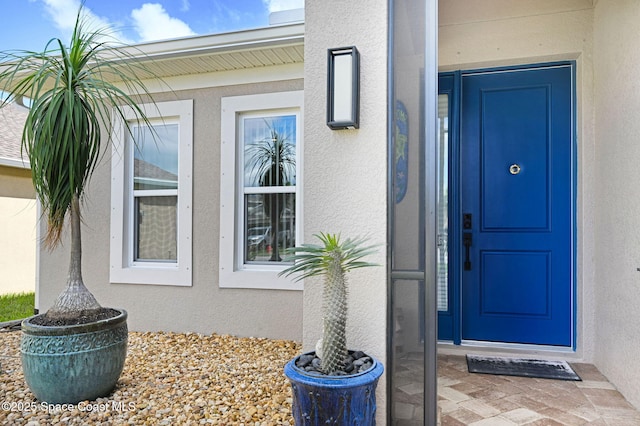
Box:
left=392, top=279, right=425, bottom=421
left=133, top=124, right=179, bottom=190
left=135, top=196, right=177, bottom=261
left=437, top=94, right=449, bottom=312
left=244, top=115, right=296, bottom=188
left=244, top=193, right=295, bottom=263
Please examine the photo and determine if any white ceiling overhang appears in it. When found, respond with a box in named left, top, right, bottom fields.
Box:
left=113, top=23, right=305, bottom=80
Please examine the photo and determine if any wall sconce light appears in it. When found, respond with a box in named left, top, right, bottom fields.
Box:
left=326, top=46, right=360, bottom=130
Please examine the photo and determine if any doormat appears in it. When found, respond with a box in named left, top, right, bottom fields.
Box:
left=466, top=355, right=581, bottom=381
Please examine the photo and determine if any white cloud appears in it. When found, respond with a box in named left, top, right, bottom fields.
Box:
left=262, top=0, right=304, bottom=13
left=41, top=0, right=132, bottom=44
left=41, top=0, right=81, bottom=31
left=181, top=0, right=190, bottom=12
left=131, top=3, right=196, bottom=42
left=213, top=1, right=241, bottom=24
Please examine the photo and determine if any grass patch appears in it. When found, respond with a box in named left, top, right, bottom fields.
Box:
left=0, top=292, right=35, bottom=322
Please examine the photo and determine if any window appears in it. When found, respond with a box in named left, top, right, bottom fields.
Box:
left=243, top=114, right=296, bottom=263
left=220, top=91, right=303, bottom=290
left=110, top=100, right=193, bottom=286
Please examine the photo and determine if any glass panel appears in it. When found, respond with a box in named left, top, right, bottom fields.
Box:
left=133, top=123, right=179, bottom=190
left=332, top=53, right=353, bottom=122
left=244, top=115, right=296, bottom=188
left=391, top=0, right=434, bottom=423
left=391, top=280, right=424, bottom=422
left=392, top=98, right=424, bottom=271
left=134, top=196, right=177, bottom=261
left=437, top=94, right=449, bottom=312
left=244, top=193, right=295, bottom=263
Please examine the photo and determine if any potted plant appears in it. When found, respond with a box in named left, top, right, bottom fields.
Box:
left=0, top=7, right=163, bottom=404
left=279, top=233, right=384, bottom=424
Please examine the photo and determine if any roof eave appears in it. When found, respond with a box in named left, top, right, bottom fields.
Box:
left=0, top=156, right=30, bottom=169
left=116, top=22, right=305, bottom=63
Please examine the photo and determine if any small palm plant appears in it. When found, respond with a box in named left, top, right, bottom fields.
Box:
left=0, top=7, right=163, bottom=323
left=280, top=233, right=378, bottom=374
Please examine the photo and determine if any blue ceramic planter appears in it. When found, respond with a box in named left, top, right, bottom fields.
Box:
left=284, top=352, right=384, bottom=425
left=21, top=309, right=128, bottom=404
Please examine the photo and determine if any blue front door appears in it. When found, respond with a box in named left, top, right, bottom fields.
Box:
left=460, top=65, right=573, bottom=346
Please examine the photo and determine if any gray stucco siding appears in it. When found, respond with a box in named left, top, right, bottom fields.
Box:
left=36, top=79, right=304, bottom=341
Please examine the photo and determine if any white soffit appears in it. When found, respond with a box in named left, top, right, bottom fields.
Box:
left=118, top=23, right=304, bottom=79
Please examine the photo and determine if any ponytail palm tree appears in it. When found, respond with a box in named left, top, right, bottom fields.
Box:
left=0, top=8, right=162, bottom=322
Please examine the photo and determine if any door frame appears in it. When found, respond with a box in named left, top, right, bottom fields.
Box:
left=438, top=61, right=577, bottom=349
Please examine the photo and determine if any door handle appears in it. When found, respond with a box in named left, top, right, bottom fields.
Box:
left=463, top=232, right=472, bottom=271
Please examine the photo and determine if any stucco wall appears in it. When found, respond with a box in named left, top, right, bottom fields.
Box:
left=304, top=0, right=389, bottom=421
left=0, top=166, right=36, bottom=295
left=438, top=0, right=597, bottom=361
left=593, top=0, right=640, bottom=410
left=0, top=195, right=36, bottom=295
left=0, top=165, right=34, bottom=198
left=36, top=78, right=304, bottom=341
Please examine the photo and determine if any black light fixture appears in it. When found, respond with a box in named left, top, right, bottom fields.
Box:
left=326, top=46, right=360, bottom=130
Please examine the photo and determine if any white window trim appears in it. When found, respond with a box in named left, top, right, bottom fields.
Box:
left=220, top=91, right=303, bottom=290
left=110, top=99, right=193, bottom=286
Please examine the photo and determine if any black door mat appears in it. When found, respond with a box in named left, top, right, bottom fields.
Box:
left=466, top=355, right=581, bottom=381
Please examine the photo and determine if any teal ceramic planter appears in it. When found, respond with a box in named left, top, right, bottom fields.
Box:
left=21, top=309, right=128, bottom=404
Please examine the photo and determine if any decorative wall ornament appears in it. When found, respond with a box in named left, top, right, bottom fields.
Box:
left=394, top=100, right=409, bottom=203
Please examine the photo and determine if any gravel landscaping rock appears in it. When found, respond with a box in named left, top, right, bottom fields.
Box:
left=0, top=330, right=301, bottom=425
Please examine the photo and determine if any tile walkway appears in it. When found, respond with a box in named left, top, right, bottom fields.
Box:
left=393, top=353, right=640, bottom=425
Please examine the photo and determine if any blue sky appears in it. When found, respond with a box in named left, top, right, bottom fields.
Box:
left=0, top=0, right=304, bottom=52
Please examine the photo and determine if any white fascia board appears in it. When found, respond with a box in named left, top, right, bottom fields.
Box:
left=0, top=156, right=29, bottom=169
left=114, top=23, right=305, bottom=62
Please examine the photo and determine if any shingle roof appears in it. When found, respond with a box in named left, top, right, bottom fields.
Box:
left=0, top=102, right=29, bottom=168
left=135, top=158, right=178, bottom=182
